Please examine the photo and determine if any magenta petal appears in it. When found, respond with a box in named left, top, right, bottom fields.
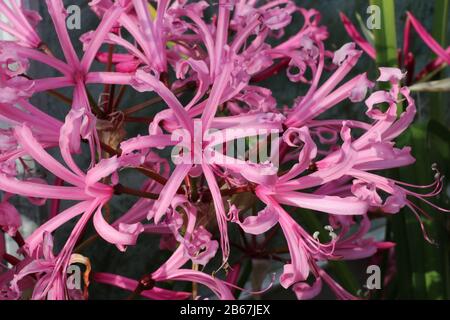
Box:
left=275, top=191, right=368, bottom=215
left=45, top=0, right=79, bottom=67
left=120, top=134, right=175, bottom=154
left=0, top=174, right=88, bottom=201
left=25, top=201, right=92, bottom=255
left=14, top=124, right=83, bottom=186
left=93, top=205, right=144, bottom=251
left=150, top=164, right=191, bottom=222
left=0, top=200, right=21, bottom=237
left=202, top=163, right=230, bottom=262
left=231, top=205, right=279, bottom=235
left=155, top=268, right=234, bottom=300
left=339, top=12, right=376, bottom=59
left=92, top=272, right=191, bottom=300
left=293, top=278, right=322, bottom=300
left=131, top=69, right=193, bottom=133
left=377, top=67, right=406, bottom=83
left=407, top=12, right=450, bottom=65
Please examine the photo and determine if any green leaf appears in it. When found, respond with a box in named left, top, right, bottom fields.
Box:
left=430, top=0, right=449, bottom=123
left=432, top=0, right=449, bottom=49
left=427, top=120, right=450, bottom=159
left=427, top=3, right=450, bottom=298
left=355, top=12, right=375, bottom=45
left=370, top=0, right=398, bottom=67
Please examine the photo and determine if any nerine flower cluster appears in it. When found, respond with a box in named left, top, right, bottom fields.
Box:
left=0, top=0, right=447, bottom=300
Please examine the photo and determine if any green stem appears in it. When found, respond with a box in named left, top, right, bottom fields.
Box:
left=370, top=0, right=398, bottom=68
left=430, top=0, right=449, bottom=123
left=299, top=210, right=359, bottom=295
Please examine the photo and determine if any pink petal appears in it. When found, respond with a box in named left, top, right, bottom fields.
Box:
left=377, top=67, right=406, bottom=83
left=25, top=201, right=92, bottom=255
left=274, top=191, right=368, bottom=215
left=0, top=200, right=21, bottom=236
left=45, top=0, right=79, bottom=67
left=131, top=69, right=193, bottom=133
left=293, top=278, right=322, bottom=300
left=339, top=12, right=376, bottom=59
left=149, top=164, right=191, bottom=222
left=202, top=163, right=230, bottom=262
left=120, top=134, right=175, bottom=154
left=92, top=272, right=191, bottom=300
left=407, top=12, right=450, bottom=65
left=93, top=205, right=144, bottom=251
left=14, top=125, right=83, bottom=187
left=231, top=205, right=279, bottom=235
left=155, top=268, right=234, bottom=300
left=0, top=174, right=88, bottom=201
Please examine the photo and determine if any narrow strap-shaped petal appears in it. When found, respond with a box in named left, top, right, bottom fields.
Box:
left=0, top=174, right=88, bottom=200
left=150, top=164, right=191, bottom=223
left=9, top=0, right=40, bottom=37
left=81, top=4, right=124, bottom=72
left=208, top=152, right=278, bottom=186
left=14, top=125, right=83, bottom=187
left=85, top=72, right=134, bottom=85
left=180, top=59, right=211, bottom=110
left=202, top=163, right=230, bottom=262
left=206, top=114, right=283, bottom=146
left=0, top=103, right=57, bottom=133
left=293, top=278, right=322, bottom=300
left=287, top=47, right=365, bottom=126
left=120, top=134, right=175, bottom=154
left=59, top=108, right=93, bottom=179
left=154, top=269, right=235, bottom=300
left=0, top=20, right=30, bottom=44
left=0, top=200, right=21, bottom=236
left=214, top=0, right=231, bottom=76
left=280, top=125, right=357, bottom=190
left=0, top=1, right=40, bottom=47
left=274, top=191, right=368, bottom=215
left=339, top=12, right=375, bottom=59
left=231, top=205, right=279, bottom=235
left=33, top=77, right=74, bottom=92
left=132, top=70, right=193, bottom=133
left=93, top=205, right=143, bottom=251
left=382, top=87, right=416, bottom=140
left=25, top=200, right=92, bottom=254
left=12, top=46, right=73, bottom=76
left=18, top=100, right=63, bottom=130
left=407, top=12, right=450, bottom=65
left=280, top=126, right=317, bottom=182
left=132, top=0, right=166, bottom=72
left=414, top=46, right=450, bottom=82
left=293, top=73, right=368, bottom=126
left=84, top=156, right=117, bottom=200
left=153, top=246, right=189, bottom=277
left=102, top=32, right=149, bottom=64
left=92, top=272, right=191, bottom=300
left=230, top=15, right=261, bottom=53
left=304, top=43, right=361, bottom=104
left=256, top=190, right=310, bottom=289
left=45, top=0, right=79, bottom=68
left=201, top=62, right=232, bottom=133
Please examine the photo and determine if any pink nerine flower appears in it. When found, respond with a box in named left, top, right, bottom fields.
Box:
left=0, top=0, right=447, bottom=300
left=340, top=11, right=450, bottom=84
